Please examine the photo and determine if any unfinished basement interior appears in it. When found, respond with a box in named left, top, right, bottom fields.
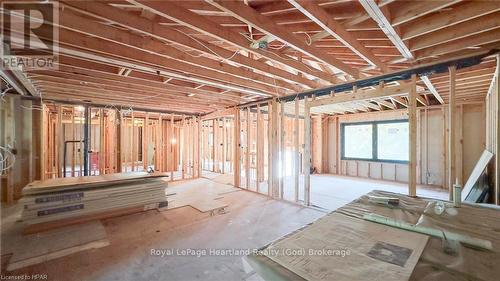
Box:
left=1, top=0, right=500, bottom=280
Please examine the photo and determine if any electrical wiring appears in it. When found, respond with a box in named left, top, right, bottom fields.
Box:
left=173, top=28, right=240, bottom=63
left=304, top=32, right=312, bottom=46
left=0, top=145, right=16, bottom=175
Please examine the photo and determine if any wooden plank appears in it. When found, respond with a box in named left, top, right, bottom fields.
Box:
left=256, top=105, right=261, bottom=192
left=144, top=113, right=149, bottom=171
left=197, top=117, right=202, bottom=177
left=233, top=108, right=241, bottom=188
left=267, top=101, right=273, bottom=197
left=408, top=74, right=417, bottom=197
left=170, top=114, right=174, bottom=181
left=246, top=107, right=251, bottom=189
left=496, top=54, right=500, bottom=205
left=304, top=97, right=311, bottom=205
left=99, top=108, right=105, bottom=175
left=271, top=100, right=279, bottom=198
left=130, top=111, right=135, bottom=172
left=462, top=150, right=494, bottom=201
left=57, top=105, right=63, bottom=178
left=293, top=98, right=300, bottom=202
left=309, top=82, right=412, bottom=108
left=449, top=66, right=457, bottom=200
left=280, top=101, right=285, bottom=199
left=221, top=117, right=226, bottom=174
left=10, top=221, right=109, bottom=270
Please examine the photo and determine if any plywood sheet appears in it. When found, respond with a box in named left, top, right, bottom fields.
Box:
left=7, top=221, right=109, bottom=271
left=265, top=213, right=428, bottom=281
left=462, top=149, right=493, bottom=201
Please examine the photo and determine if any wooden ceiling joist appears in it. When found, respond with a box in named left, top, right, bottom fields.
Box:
left=61, top=1, right=320, bottom=89
left=125, top=0, right=341, bottom=84
left=288, top=0, right=388, bottom=72
left=206, top=0, right=360, bottom=78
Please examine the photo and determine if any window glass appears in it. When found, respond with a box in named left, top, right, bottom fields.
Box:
left=343, top=124, right=372, bottom=159
left=377, top=122, right=409, bottom=161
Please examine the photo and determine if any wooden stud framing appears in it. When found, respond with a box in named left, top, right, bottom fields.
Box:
left=448, top=65, right=457, bottom=200
left=496, top=54, right=500, bottom=205
left=294, top=98, right=300, bottom=202
left=170, top=114, right=174, bottom=181
left=256, top=105, right=262, bottom=192
left=304, top=97, right=311, bottom=205
left=280, top=100, right=285, bottom=199
left=233, top=108, right=241, bottom=188
left=408, top=74, right=417, bottom=197
left=99, top=108, right=105, bottom=175
left=246, top=107, right=251, bottom=189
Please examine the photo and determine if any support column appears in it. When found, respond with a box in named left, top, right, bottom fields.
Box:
left=116, top=110, right=122, bottom=172
left=83, top=106, right=90, bottom=176
left=271, top=99, right=279, bottom=198
left=294, top=98, right=299, bottom=202
left=304, top=97, right=311, bottom=205
left=233, top=109, right=241, bottom=188
left=409, top=74, right=417, bottom=197
left=448, top=66, right=457, bottom=200
left=495, top=54, right=500, bottom=205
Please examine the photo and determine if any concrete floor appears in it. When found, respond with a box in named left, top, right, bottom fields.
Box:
left=2, top=178, right=325, bottom=281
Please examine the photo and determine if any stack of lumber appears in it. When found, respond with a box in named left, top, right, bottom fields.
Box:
left=20, top=172, right=168, bottom=233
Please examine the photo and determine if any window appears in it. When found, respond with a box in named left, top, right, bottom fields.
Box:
left=341, top=120, right=409, bottom=163
left=343, top=124, right=373, bottom=159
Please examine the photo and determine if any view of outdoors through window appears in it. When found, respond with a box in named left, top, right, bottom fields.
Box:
left=377, top=122, right=409, bottom=161
left=343, top=124, right=373, bottom=159
left=342, top=120, right=409, bottom=162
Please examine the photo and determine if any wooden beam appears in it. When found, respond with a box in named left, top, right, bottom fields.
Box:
left=358, top=0, right=413, bottom=61
left=309, top=82, right=412, bottom=108
left=206, top=0, right=359, bottom=78
left=408, top=74, right=417, bottom=197
left=289, top=0, right=388, bottom=71
left=448, top=65, right=457, bottom=200
left=421, top=76, right=444, bottom=104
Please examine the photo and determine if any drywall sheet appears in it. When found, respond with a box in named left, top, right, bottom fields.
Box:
left=265, top=212, right=428, bottom=281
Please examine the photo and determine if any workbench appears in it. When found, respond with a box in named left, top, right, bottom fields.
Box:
left=245, top=190, right=500, bottom=281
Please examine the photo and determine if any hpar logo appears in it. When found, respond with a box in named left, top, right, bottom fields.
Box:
left=1, top=1, right=59, bottom=70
